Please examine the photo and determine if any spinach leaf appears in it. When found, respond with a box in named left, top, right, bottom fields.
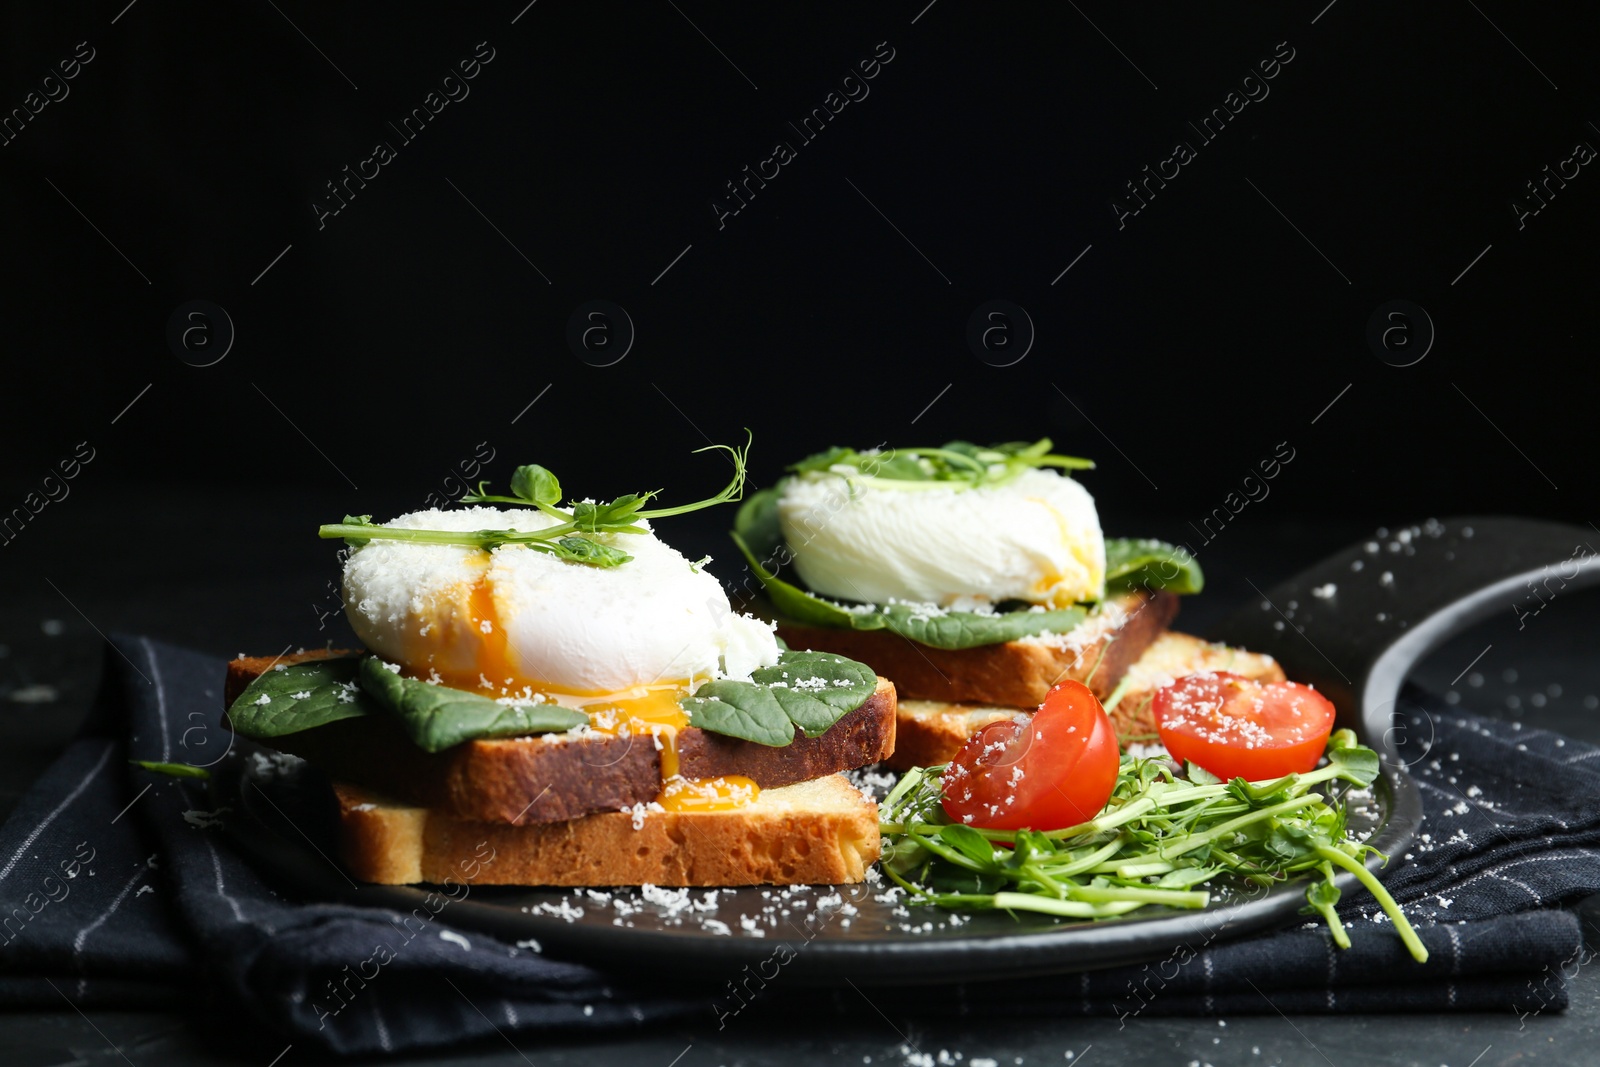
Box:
left=732, top=531, right=1091, bottom=649
left=226, top=656, right=376, bottom=738
left=731, top=530, right=861, bottom=628
left=680, top=688, right=794, bottom=747
left=359, top=657, right=586, bottom=753
left=732, top=487, right=784, bottom=566
left=870, top=602, right=1089, bottom=649
left=1105, top=537, right=1205, bottom=595
left=681, top=650, right=878, bottom=747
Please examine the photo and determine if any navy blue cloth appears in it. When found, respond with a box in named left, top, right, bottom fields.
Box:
left=0, top=637, right=1592, bottom=1054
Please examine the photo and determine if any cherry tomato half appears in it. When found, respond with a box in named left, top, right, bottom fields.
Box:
left=1152, top=671, right=1337, bottom=781
left=940, top=679, right=1119, bottom=831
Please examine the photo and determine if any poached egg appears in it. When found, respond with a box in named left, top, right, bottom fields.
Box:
left=341, top=507, right=779, bottom=744
left=776, top=466, right=1106, bottom=609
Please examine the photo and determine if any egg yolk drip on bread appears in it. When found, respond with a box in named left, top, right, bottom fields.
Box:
left=341, top=507, right=778, bottom=811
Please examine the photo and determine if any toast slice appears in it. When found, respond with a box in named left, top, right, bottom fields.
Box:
left=884, top=701, right=1020, bottom=771
left=333, top=774, right=880, bottom=886
left=882, top=630, right=1285, bottom=769
left=776, top=589, right=1178, bottom=708
left=226, top=653, right=896, bottom=825
left=1105, top=630, right=1285, bottom=740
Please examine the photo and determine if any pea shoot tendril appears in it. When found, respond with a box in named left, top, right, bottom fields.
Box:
left=317, top=432, right=752, bottom=569
left=879, top=729, right=1427, bottom=962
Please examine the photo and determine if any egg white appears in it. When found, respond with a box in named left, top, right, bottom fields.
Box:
left=341, top=506, right=779, bottom=695
left=776, top=467, right=1106, bottom=608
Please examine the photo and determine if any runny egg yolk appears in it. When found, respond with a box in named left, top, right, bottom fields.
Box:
left=412, top=560, right=522, bottom=696
left=467, top=571, right=513, bottom=688
left=581, top=687, right=692, bottom=775
left=418, top=561, right=758, bottom=812
left=582, top=689, right=761, bottom=812
left=1025, top=495, right=1089, bottom=608
left=657, top=774, right=761, bottom=812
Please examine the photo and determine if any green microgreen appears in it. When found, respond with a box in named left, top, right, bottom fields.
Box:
left=129, top=760, right=211, bottom=779
left=879, top=729, right=1427, bottom=962
left=317, top=433, right=751, bottom=568
left=787, top=438, right=1093, bottom=492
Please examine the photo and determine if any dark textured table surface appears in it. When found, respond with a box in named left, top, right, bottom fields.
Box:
left=3, top=495, right=1598, bottom=1066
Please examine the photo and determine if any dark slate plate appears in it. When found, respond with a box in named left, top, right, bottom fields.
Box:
left=218, top=516, right=1600, bottom=985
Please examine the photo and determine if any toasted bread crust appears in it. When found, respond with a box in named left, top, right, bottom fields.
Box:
left=1106, top=631, right=1286, bottom=740
left=778, top=590, right=1178, bottom=708
left=336, top=785, right=430, bottom=885
left=677, top=678, right=896, bottom=786
left=444, top=734, right=662, bottom=824
left=225, top=648, right=361, bottom=705
left=881, top=630, right=1287, bottom=770
left=883, top=701, right=1017, bottom=771
left=271, top=716, right=663, bottom=824
left=332, top=775, right=880, bottom=886
left=227, top=653, right=896, bottom=824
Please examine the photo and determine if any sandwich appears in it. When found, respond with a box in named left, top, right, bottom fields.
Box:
left=222, top=439, right=894, bottom=886
left=730, top=440, right=1284, bottom=765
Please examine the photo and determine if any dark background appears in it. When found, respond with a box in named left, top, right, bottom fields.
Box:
left=0, top=1, right=1595, bottom=645
left=3, top=7, right=1600, bottom=1061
